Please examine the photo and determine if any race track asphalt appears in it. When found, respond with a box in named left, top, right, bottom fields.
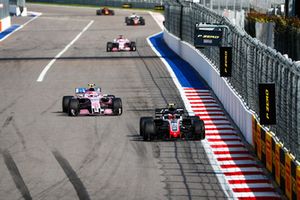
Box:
left=0, top=4, right=229, bottom=199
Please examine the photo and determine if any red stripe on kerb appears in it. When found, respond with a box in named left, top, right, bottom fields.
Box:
left=217, top=157, right=253, bottom=161
left=191, top=105, right=220, bottom=108
left=213, top=150, right=249, bottom=154
left=221, top=164, right=259, bottom=168
left=233, top=187, right=275, bottom=192
left=190, top=101, right=217, bottom=104
left=210, top=144, right=245, bottom=148
left=197, top=113, right=225, bottom=116
left=238, top=197, right=281, bottom=200
left=206, top=133, right=237, bottom=136
left=187, top=97, right=215, bottom=100
left=208, top=138, right=241, bottom=142
left=224, top=171, right=264, bottom=176
left=205, top=127, right=235, bottom=131
left=186, top=93, right=211, bottom=96
left=228, top=179, right=270, bottom=184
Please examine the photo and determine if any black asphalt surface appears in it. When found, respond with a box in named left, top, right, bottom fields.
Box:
left=0, top=4, right=229, bottom=199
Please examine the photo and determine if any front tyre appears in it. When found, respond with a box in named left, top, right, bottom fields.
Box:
left=68, top=99, right=80, bottom=116
left=62, top=96, right=73, bottom=113
left=107, top=42, right=113, bottom=52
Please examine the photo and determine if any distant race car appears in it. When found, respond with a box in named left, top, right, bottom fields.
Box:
left=96, top=7, right=114, bottom=15
left=106, top=35, right=136, bottom=52
left=125, top=14, right=145, bottom=25
left=62, top=84, right=122, bottom=116
left=140, top=104, right=205, bottom=141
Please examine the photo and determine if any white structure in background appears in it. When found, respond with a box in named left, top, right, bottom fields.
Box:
left=9, top=5, right=27, bottom=16
left=0, top=0, right=11, bottom=32
left=10, top=0, right=27, bottom=16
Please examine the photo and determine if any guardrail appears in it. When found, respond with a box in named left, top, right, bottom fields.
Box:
left=164, top=1, right=300, bottom=161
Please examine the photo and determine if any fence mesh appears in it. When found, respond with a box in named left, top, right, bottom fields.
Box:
left=0, top=0, right=9, bottom=19
left=164, top=1, right=300, bottom=159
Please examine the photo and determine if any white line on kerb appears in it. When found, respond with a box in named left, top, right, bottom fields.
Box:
left=36, top=20, right=94, bottom=82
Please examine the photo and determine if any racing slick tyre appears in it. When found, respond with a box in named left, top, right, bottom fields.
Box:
left=62, top=96, right=73, bottom=113
left=130, top=42, right=136, bottom=51
left=140, top=117, right=153, bottom=136
left=68, top=99, right=80, bottom=116
left=125, top=17, right=129, bottom=23
left=96, top=10, right=101, bottom=15
left=140, top=18, right=145, bottom=25
left=107, top=42, right=113, bottom=52
left=112, top=98, right=122, bottom=115
left=143, top=120, right=156, bottom=141
left=111, top=10, right=115, bottom=15
left=193, top=119, right=205, bottom=140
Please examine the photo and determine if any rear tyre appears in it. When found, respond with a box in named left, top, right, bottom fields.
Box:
left=62, top=96, right=73, bottom=113
left=96, top=10, right=101, bottom=15
left=106, top=42, right=113, bottom=52
left=193, top=119, right=205, bottom=140
left=111, top=10, right=115, bottom=15
left=140, top=18, right=145, bottom=25
left=112, top=98, right=122, bottom=115
left=125, top=17, right=129, bottom=23
left=130, top=42, right=136, bottom=51
left=143, top=120, right=156, bottom=141
left=68, top=99, right=80, bottom=116
left=140, top=117, right=153, bottom=136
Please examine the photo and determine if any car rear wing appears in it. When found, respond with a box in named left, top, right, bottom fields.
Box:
left=155, top=108, right=184, bottom=118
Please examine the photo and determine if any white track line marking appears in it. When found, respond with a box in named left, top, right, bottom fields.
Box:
left=36, top=20, right=94, bottom=82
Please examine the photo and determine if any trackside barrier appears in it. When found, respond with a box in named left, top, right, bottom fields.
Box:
left=163, top=28, right=300, bottom=200
left=163, top=28, right=253, bottom=145
left=252, top=114, right=300, bottom=199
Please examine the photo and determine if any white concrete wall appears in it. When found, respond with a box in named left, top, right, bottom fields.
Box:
left=163, top=29, right=254, bottom=145
left=0, top=16, right=11, bottom=32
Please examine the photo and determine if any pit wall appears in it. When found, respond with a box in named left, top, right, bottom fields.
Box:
left=0, top=16, right=11, bottom=32
left=163, top=28, right=300, bottom=200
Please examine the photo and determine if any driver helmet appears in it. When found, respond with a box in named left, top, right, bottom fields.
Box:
left=167, top=103, right=176, bottom=112
left=87, top=83, right=96, bottom=91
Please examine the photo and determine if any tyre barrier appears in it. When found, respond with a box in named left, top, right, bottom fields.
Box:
left=253, top=115, right=300, bottom=199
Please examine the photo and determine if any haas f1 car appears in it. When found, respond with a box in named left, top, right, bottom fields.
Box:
left=125, top=14, right=145, bottom=25
left=62, top=84, right=122, bottom=116
left=96, top=7, right=114, bottom=15
left=106, top=35, right=136, bottom=52
left=140, top=104, right=205, bottom=141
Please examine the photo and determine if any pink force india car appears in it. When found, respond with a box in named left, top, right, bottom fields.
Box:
left=62, top=84, right=122, bottom=116
left=140, top=104, right=205, bottom=141
left=106, top=35, right=136, bottom=52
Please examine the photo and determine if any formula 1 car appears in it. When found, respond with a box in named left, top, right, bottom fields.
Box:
left=140, top=104, right=205, bottom=141
left=62, top=84, right=122, bottom=116
left=96, top=7, right=114, bottom=15
left=106, top=35, right=136, bottom=52
left=125, top=14, right=145, bottom=25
